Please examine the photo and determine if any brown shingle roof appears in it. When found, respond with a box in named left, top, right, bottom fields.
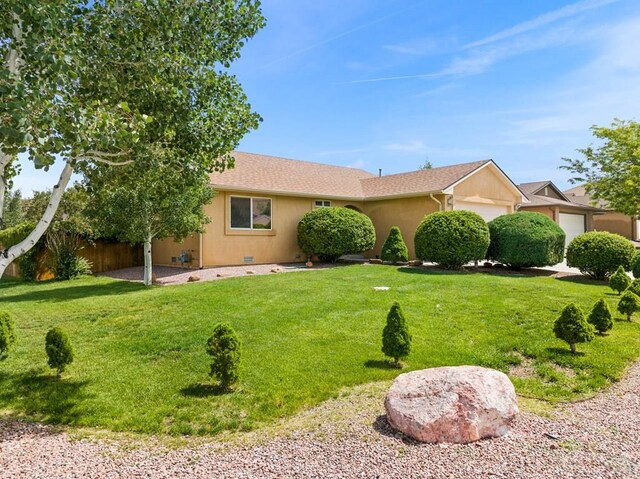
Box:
left=361, top=160, right=491, bottom=199
left=210, top=152, right=495, bottom=200
left=563, top=185, right=609, bottom=208
left=518, top=181, right=602, bottom=211
left=209, top=151, right=375, bottom=199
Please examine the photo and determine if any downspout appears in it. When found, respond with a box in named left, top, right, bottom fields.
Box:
left=429, top=194, right=442, bottom=211
left=198, top=232, right=203, bottom=269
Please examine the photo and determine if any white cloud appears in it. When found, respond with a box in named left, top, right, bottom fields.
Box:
left=465, top=0, right=617, bottom=48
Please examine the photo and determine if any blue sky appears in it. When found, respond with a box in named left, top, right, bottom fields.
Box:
left=15, top=0, right=640, bottom=195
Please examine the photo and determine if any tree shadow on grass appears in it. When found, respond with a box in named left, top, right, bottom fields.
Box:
left=364, top=359, right=400, bottom=370
left=0, top=280, right=146, bottom=303
left=180, top=383, right=230, bottom=398
left=545, top=347, right=586, bottom=357
left=555, top=274, right=606, bottom=286
left=0, top=369, right=92, bottom=427
left=397, top=266, right=465, bottom=276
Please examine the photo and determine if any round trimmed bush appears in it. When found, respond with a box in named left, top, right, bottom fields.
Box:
left=486, top=212, right=565, bottom=268
left=414, top=210, right=490, bottom=269
left=566, top=231, right=635, bottom=280
left=381, top=226, right=409, bottom=263
left=631, top=251, right=640, bottom=279
left=297, top=207, right=375, bottom=262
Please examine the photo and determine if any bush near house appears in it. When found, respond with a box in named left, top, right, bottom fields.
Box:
left=588, top=299, right=613, bottom=335
left=297, top=207, right=375, bottom=262
left=553, top=303, right=595, bottom=354
left=618, top=291, right=640, bottom=321
left=566, top=231, right=635, bottom=280
left=486, top=212, right=565, bottom=268
left=381, top=226, right=409, bottom=263
left=609, top=265, right=631, bottom=295
left=414, top=210, right=490, bottom=269
left=0, top=311, right=16, bottom=360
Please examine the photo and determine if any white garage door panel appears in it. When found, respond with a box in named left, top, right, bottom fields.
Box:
left=559, top=213, right=585, bottom=246
left=453, top=202, right=509, bottom=222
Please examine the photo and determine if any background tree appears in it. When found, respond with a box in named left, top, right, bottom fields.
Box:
left=206, top=323, right=242, bottom=390
left=382, top=302, right=412, bottom=368
left=588, top=299, right=613, bottom=335
left=1, top=1, right=265, bottom=278
left=562, top=119, right=640, bottom=217
left=2, top=189, right=24, bottom=229
left=553, top=303, right=594, bottom=354
left=84, top=159, right=214, bottom=286
left=45, top=327, right=74, bottom=378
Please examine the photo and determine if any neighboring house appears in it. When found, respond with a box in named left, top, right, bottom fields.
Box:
left=563, top=185, right=639, bottom=241
left=517, top=181, right=604, bottom=245
left=154, top=152, right=526, bottom=267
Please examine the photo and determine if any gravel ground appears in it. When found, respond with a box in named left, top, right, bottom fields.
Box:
left=100, top=263, right=336, bottom=285
left=1, top=360, right=639, bottom=478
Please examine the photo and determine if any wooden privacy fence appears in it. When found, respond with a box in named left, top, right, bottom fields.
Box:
left=3, top=239, right=143, bottom=280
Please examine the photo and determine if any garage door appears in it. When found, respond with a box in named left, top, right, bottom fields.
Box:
left=559, top=213, right=585, bottom=246
left=453, top=202, right=509, bottom=222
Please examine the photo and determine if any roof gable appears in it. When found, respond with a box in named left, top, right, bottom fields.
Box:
left=518, top=181, right=569, bottom=201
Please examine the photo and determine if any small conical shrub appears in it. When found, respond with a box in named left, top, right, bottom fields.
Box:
left=553, top=303, right=595, bottom=354
left=381, top=226, right=409, bottom=264
left=617, top=290, right=640, bottom=321
left=206, top=323, right=241, bottom=390
left=45, top=328, right=74, bottom=378
left=626, top=278, right=640, bottom=297
left=0, top=311, right=16, bottom=360
left=382, top=302, right=412, bottom=367
left=588, top=299, right=613, bottom=334
left=609, top=265, right=631, bottom=295
left=631, top=251, right=640, bottom=279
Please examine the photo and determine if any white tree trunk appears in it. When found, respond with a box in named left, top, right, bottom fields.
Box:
left=0, top=162, right=73, bottom=279
left=143, top=236, right=153, bottom=286
left=0, top=19, right=22, bottom=229
left=0, top=159, right=7, bottom=229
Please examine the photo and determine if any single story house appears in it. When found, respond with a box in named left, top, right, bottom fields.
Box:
left=154, top=152, right=527, bottom=267
left=563, top=185, right=639, bottom=241
left=517, top=181, right=604, bottom=245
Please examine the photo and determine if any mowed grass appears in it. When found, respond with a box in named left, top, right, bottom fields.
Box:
left=0, top=265, right=639, bottom=436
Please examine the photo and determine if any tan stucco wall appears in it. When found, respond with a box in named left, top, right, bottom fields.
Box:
left=593, top=211, right=636, bottom=239
left=153, top=233, right=200, bottom=268
left=362, top=195, right=444, bottom=259
left=154, top=191, right=365, bottom=267
left=452, top=165, right=521, bottom=206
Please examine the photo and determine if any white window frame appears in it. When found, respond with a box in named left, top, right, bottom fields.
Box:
left=229, top=195, right=272, bottom=230
left=314, top=199, right=331, bottom=208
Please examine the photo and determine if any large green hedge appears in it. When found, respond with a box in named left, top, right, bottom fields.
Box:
left=414, top=210, right=490, bottom=269
left=566, top=231, right=635, bottom=280
left=297, top=207, right=376, bottom=262
left=487, top=212, right=565, bottom=268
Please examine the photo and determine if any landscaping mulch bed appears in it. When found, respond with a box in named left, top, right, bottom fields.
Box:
left=2, top=360, right=638, bottom=478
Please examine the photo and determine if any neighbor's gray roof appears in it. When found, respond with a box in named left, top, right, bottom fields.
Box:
left=210, top=152, right=499, bottom=200
left=518, top=181, right=602, bottom=211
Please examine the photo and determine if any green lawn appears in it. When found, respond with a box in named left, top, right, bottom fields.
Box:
left=0, top=265, right=638, bottom=436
